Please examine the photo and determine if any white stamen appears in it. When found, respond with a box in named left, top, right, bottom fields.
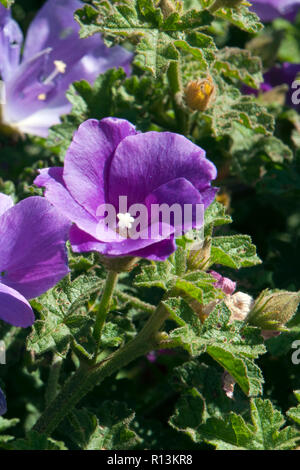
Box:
left=54, top=60, right=67, bottom=74
left=117, top=212, right=135, bottom=230
left=43, top=60, right=67, bottom=85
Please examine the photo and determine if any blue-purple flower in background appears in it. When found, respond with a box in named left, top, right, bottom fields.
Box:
left=244, top=63, right=300, bottom=109
left=0, top=0, right=132, bottom=137
left=0, top=387, right=6, bottom=416
left=0, top=193, right=71, bottom=328
left=250, top=0, right=300, bottom=22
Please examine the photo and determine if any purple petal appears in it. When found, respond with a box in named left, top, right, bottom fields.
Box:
left=0, top=387, right=7, bottom=416
left=127, top=238, right=177, bottom=261
left=0, top=197, right=71, bottom=299
left=108, top=131, right=217, bottom=208
left=3, top=48, right=56, bottom=123
left=145, top=177, right=204, bottom=235
left=69, top=223, right=176, bottom=260
left=0, top=283, right=34, bottom=327
left=34, top=167, right=103, bottom=238
left=0, top=193, right=13, bottom=217
left=250, top=0, right=300, bottom=21
left=0, top=10, right=23, bottom=81
left=63, top=118, right=137, bottom=216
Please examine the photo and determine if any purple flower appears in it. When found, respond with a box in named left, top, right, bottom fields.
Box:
left=0, top=387, right=6, bottom=416
left=209, top=270, right=236, bottom=295
left=34, top=117, right=217, bottom=261
left=0, top=193, right=71, bottom=327
left=0, top=0, right=132, bottom=137
left=250, top=0, right=300, bottom=22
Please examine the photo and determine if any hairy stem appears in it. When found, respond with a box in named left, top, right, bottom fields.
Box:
left=45, top=354, right=63, bottom=407
left=114, top=290, right=156, bottom=314
left=33, top=303, right=170, bottom=436
left=93, top=270, right=119, bottom=359
left=167, top=61, right=189, bottom=134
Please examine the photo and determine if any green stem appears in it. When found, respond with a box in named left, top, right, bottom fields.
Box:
left=33, top=303, right=170, bottom=436
left=209, top=0, right=226, bottom=12
left=93, top=270, right=119, bottom=358
left=114, top=290, right=156, bottom=314
left=45, top=354, right=63, bottom=407
left=167, top=61, right=188, bottom=134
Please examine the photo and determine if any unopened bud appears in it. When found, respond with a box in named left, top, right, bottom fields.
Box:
left=247, top=289, right=300, bottom=331
left=184, top=76, right=216, bottom=112
left=187, top=236, right=211, bottom=270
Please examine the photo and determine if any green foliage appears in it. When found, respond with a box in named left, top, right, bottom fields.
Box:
left=164, top=299, right=265, bottom=395
left=0, top=0, right=14, bottom=7
left=287, top=391, right=300, bottom=426
left=10, top=431, right=67, bottom=450
left=61, top=403, right=140, bottom=450
left=0, top=417, right=19, bottom=444
left=27, top=275, right=103, bottom=357
left=197, top=398, right=300, bottom=449
left=75, top=0, right=214, bottom=77
left=210, top=235, right=262, bottom=268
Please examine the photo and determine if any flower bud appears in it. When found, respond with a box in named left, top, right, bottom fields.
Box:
left=184, top=76, right=216, bottom=112
left=247, top=289, right=300, bottom=331
left=187, top=236, right=212, bottom=271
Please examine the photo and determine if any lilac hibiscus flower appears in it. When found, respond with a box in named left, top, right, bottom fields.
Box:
left=250, top=0, right=300, bottom=22
left=0, top=0, right=132, bottom=137
left=0, top=193, right=71, bottom=327
left=34, top=117, right=217, bottom=261
left=0, top=387, right=6, bottom=416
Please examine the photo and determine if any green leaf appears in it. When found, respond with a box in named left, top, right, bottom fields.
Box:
left=64, top=403, right=140, bottom=450
left=0, top=417, right=19, bottom=444
left=206, top=346, right=263, bottom=396
left=0, top=0, right=14, bottom=7
left=204, top=200, right=232, bottom=236
left=210, top=234, right=262, bottom=269
left=199, top=398, right=300, bottom=450
left=214, top=47, right=263, bottom=88
left=169, top=388, right=205, bottom=442
left=287, top=391, right=300, bottom=426
left=166, top=300, right=265, bottom=395
left=27, top=275, right=103, bottom=357
left=206, top=84, right=274, bottom=137
left=134, top=261, right=174, bottom=290
left=75, top=0, right=215, bottom=77
left=210, top=3, right=263, bottom=34
left=11, top=431, right=67, bottom=450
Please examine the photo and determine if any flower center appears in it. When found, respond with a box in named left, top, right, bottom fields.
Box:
left=38, top=60, right=67, bottom=100
left=117, top=212, right=135, bottom=230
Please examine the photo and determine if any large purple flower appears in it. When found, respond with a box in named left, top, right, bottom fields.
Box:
left=0, top=0, right=132, bottom=137
left=34, top=117, right=217, bottom=261
left=0, top=387, right=6, bottom=416
left=0, top=193, right=71, bottom=327
left=250, top=0, right=300, bottom=22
